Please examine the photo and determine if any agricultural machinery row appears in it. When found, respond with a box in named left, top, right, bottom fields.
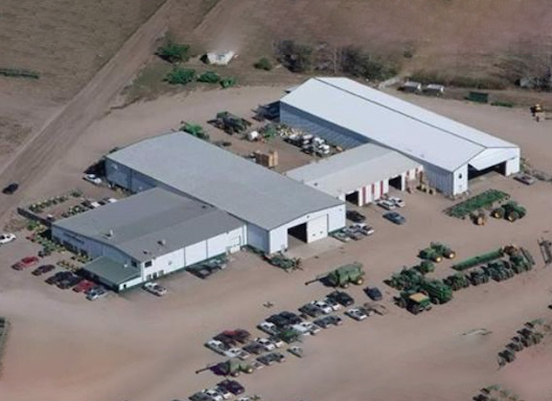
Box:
left=497, top=320, right=547, bottom=367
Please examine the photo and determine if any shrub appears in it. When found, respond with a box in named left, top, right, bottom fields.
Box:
left=0, top=68, right=39, bottom=79
left=254, top=57, right=273, bottom=71
left=197, top=71, right=220, bottom=83
left=156, top=41, right=190, bottom=64
left=165, top=67, right=196, bottom=85
left=276, top=40, right=313, bottom=73
left=340, top=46, right=398, bottom=81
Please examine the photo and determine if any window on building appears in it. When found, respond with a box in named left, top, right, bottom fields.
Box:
left=145, top=261, right=152, bottom=268
left=131, top=261, right=137, bottom=267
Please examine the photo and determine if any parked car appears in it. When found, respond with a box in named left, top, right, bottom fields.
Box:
left=243, top=341, right=266, bottom=355
left=292, top=321, right=320, bottom=336
left=346, top=210, right=366, bottom=223
left=32, top=264, right=55, bottom=276
left=254, top=337, right=276, bottom=352
left=365, top=286, right=383, bottom=301
left=377, top=199, right=396, bottom=210
left=86, top=286, right=107, bottom=301
left=514, top=174, right=536, bottom=185
left=202, top=389, right=224, bottom=401
left=388, top=196, right=406, bottom=208
left=288, top=346, right=304, bottom=358
left=313, top=300, right=333, bottom=314
left=257, top=321, right=279, bottom=336
left=298, top=302, right=325, bottom=318
left=73, top=279, right=95, bottom=293
left=57, top=274, right=83, bottom=289
left=0, top=233, right=16, bottom=245
left=212, top=387, right=231, bottom=400
left=313, top=314, right=342, bottom=329
left=326, top=290, right=355, bottom=307
left=2, top=182, right=19, bottom=195
left=350, top=223, right=375, bottom=236
left=345, top=307, right=369, bottom=321
left=267, top=336, right=285, bottom=348
left=383, top=211, right=406, bottom=225
left=257, top=352, right=285, bottom=366
left=143, top=281, right=167, bottom=296
left=83, top=174, right=102, bottom=185
left=12, top=256, right=40, bottom=270
left=45, top=271, right=69, bottom=285
left=205, top=339, right=231, bottom=356
left=266, top=311, right=301, bottom=328
left=189, top=391, right=213, bottom=401
left=323, top=296, right=342, bottom=311
left=217, top=379, right=244, bottom=395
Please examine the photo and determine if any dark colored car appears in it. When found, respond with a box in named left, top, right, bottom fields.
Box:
left=213, top=333, right=238, bottom=347
left=346, top=210, right=366, bottom=223
left=266, top=314, right=290, bottom=328
left=278, top=311, right=302, bottom=325
left=299, top=303, right=325, bottom=318
left=314, top=315, right=343, bottom=329
left=12, top=256, right=40, bottom=270
left=45, top=271, right=72, bottom=285
left=365, top=286, right=383, bottom=301
left=32, top=264, right=55, bottom=276
left=266, top=352, right=285, bottom=363
left=2, top=182, right=19, bottom=195
left=383, top=211, right=406, bottom=225
left=56, top=273, right=81, bottom=289
left=188, top=392, right=212, bottom=401
left=221, top=329, right=251, bottom=343
left=326, top=290, right=355, bottom=307
left=243, top=342, right=265, bottom=355
left=218, top=379, right=245, bottom=395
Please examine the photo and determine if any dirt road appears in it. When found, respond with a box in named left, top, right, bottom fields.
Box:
left=0, top=0, right=174, bottom=219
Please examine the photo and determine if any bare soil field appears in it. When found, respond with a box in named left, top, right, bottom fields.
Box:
left=0, top=85, right=551, bottom=401
left=175, top=0, right=552, bottom=76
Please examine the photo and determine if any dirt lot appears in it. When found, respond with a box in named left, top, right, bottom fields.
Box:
left=0, top=85, right=551, bottom=401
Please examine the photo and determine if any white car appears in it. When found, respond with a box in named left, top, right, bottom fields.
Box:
left=202, top=389, right=224, bottom=401
left=86, top=287, right=107, bottom=301
left=143, top=282, right=167, bottom=296
left=229, top=348, right=250, bottom=360
left=83, top=174, right=102, bottom=185
left=293, top=321, right=320, bottom=336
left=257, top=321, right=279, bottom=336
left=214, top=387, right=232, bottom=400
left=388, top=196, right=406, bottom=208
left=205, top=339, right=230, bottom=356
left=345, top=307, right=368, bottom=321
left=0, top=233, right=16, bottom=245
left=377, top=199, right=396, bottom=210
left=267, top=336, right=285, bottom=348
left=313, top=300, right=333, bottom=314
left=323, top=297, right=342, bottom=311
left=255, top=337, right=276, bottom=351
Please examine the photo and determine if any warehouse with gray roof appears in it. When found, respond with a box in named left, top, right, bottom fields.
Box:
left=280, top=77, right=520, bottom=196
left=52, top=188, right=246, bottom=291
left=105, top=132, right=345, bottom=254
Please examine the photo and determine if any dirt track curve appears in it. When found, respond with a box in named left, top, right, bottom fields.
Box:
left=0, top=0, right=175, bottom=218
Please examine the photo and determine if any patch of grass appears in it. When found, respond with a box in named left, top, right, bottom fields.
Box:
left=0, top=67, right=40, bottom=79
left=491, top=100, right=515, bottom=108
left=254, top=57, right=273, bottom=71
left=165, top=67, right=196, bottom=85
left=156, top=41, right=190, bottom=64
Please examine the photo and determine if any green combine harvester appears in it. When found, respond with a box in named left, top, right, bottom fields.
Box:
left=452, top=248, right=505, bottom=271
left=419, top=279, right=454, bottom=304
left=181, top=122, right=209, bottom=140
left=395, top=291, right=433, bottom=315
left=305, top=262, right=365, bottom=288
left=419, top=242, right=456, bottom=262
left=491, top=201, right=527, bottom=222
left=211, top=112, right=252, bottom=135
left=443, top=273, right=471, bottom=291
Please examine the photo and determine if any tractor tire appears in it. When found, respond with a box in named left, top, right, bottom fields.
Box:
left=447, top=252, right=456, bottom=259
left=431, top=297, right=441, bottom=305
left=396, top=297, right=407, bottom=309
left=507, top=211, right=519, bottom=222
left=341, top=283, right=350, bottom=289
left=245, top=367, right=254, bottom=374
left=231, top=372, right=240, bottom=377
left=355, top=278, right=364, bottom=285
left=434, top=256, right=442, bottom=263
left=492, top=209, right=504, bottom=219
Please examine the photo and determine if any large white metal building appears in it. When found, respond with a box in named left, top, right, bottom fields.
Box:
left=52, top=188, right=246, bottom=291
left=280, top=77, right=521, bottom=196
left=105, top=132, right=345, bottom=254
left=286, top=143, right=421, bottom=205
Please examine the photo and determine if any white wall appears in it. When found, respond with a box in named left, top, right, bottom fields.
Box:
left=185, top=241, right=208, bottom=266
left=505, top=155, right=520, bottom=176
left=307, top=216, right=328, bottom=242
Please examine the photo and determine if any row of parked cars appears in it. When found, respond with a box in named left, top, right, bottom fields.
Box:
left=11, top=256, right=107, bottom=300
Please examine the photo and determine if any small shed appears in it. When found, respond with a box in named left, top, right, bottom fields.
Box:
left=206, top=51, right=236, bottom=66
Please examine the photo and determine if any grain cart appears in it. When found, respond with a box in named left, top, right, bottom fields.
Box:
left=395, top=291, right=433, bottom=315
left=443, top=273, right=470, bottom=291
left=491, top=201, right=526, bottom=222
left=305, top=262, right=364, bottom=288
left=419, top=280, right=454, bottom=304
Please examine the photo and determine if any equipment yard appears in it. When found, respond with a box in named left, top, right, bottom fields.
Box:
left=0, top=80, right=551, bottom=401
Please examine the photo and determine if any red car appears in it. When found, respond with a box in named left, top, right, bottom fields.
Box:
left=12, top=256, right=40, bottom=271
left=73, top=279, right=95, bottom=293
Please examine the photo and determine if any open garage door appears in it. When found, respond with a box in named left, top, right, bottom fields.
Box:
left=288, top=222, right=308, bottom=242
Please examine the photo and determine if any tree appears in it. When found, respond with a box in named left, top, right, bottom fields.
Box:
left=276, top=40, right=313, bottom=73
left=164, top=67, right=196, bottom=85
left=340, top=46, right=397, bottom=81
left=156, top=41, right=190, bottom=64
left=254, top=57, right=273, bottom=71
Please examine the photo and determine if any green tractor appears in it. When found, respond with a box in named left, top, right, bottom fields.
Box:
left=386, top=267, right=424, bottom=290
left=419, top=242, right=456, bottom=263
left=212, top=112, right=251, bottom=135
left=491, top=201, right=526, bottom=222
left=443, top=273, right=470, bottom=291
left=306, top=262, right=364, bottom=288
left=419, top=279, right=454, bottom=304
left=414, top=260, right=435, bottom=275
left=395, top=291, right=433, bottom=315
left=203, top=358, right=254, bottom=377
left=468, top=268, right=489, bottom=286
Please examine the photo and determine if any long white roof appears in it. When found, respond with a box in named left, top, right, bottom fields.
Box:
left=281, top=77, right=519, bottom=172
left=286, top=143, right=420, bottom=198
left=106, top=133, right=342, bottom=230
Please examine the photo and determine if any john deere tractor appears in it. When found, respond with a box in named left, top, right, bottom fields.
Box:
left=491, top=201, right=526, bottom=222
left=306, top=262, right=364, bottom=288
left=419, top=279, right=454, bottom=304
left=443, top=273, right=470, bottom=291
left=395, top=291, right=433, bottom=315
left=419, top=242, right=456, bottom=262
